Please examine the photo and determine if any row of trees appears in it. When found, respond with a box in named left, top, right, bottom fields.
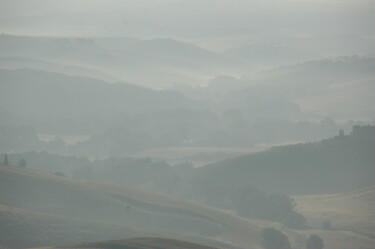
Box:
left=189, top=180, right=308, bottom=229
left=233, top=185, right=307, bottom=229
left=1, top=154, right=27, bottom=168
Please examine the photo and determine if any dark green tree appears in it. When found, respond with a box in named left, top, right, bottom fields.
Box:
left=232, top=185, right=307, bottom=229
left=306, top=234, right=324, bottom=249
left=261, top=227, right=292, bottom=249
left=283, top=210, right=308, bottom=229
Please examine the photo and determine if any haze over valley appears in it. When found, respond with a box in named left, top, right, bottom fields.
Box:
left=0, top=1, right=375, bottom=249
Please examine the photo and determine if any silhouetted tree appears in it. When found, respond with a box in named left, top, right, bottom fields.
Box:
left=3, top=154, right=9, bottom=166
left=261, top=227, right=292, bottom=249
left=306, top=234, right=324, bottom=249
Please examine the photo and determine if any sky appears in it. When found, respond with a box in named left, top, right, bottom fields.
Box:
left=0, top=0, right=373, bottom=56
left=1, top=0, right=374, bottom=38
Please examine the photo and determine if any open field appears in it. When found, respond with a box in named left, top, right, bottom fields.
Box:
left=294, top=186, right=375, bottom=249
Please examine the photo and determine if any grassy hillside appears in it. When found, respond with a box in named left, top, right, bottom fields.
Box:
left=1, top=167, right=374, bottom=249
left=0, top=165, right=262, bottom=249
left=294, top=186, right=375, bottom=237
left=0, top=204, right=142, bottom=249
left=294, top=186, right=375, bottom=249
left=194, top=127, right=375, bottom=195
left=35, top=237, right=222, bottom=249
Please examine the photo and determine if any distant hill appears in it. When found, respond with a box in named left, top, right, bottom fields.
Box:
left=0, top=68, right=200, bottom=134
left=0, top=165, right=262, bottom=249
left=39, top=237, right=222, bottom=249
left=0, top=56, right=119, bottom=82
left=193, top=125, right=375, bottom=195
left=294, top=76, right=375, bottom=119
left=237, top=56, right=375, bottom=119
left=239, top=56, right=375, bottom=99
left=0, top=35, right=239, bottom=87
left=0, top=68, right=195, bottom=114
left=223, top=42, right=321, bottom=68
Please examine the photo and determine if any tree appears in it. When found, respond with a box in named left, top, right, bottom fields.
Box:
left=306, top=234, right=324, bottom=249
left=3, top=154, right=9, bottom=166
left=232, top=185, right=307, bottom=229
left=283, top=210, right=308, bottom=229
left=17, top=159, right=27, bottom=168
left=261, top=227, right=292, bottom=249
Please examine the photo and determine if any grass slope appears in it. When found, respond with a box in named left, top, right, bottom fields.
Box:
left=0, top=166, right=261, bottom=249
left=0, top=204, right=142, bottom=249
left=294, top=186, right=375, bottom=237
left=294, top=186, right=375, bottom=249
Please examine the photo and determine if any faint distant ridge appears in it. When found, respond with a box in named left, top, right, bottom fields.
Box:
left=195, top=125, right=375, bottom=195
left=0, top=68, right=201, bottom=134
left=0, top=34, right=239, bottom=87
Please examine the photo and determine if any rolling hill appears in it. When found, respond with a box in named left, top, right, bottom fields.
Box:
left=37, top=185, right=375, bottom=249
left=0, top=204, right=142, bottom=249
left=0, top=35, right=239, bottom=87
left=237, top=56, right=375, bottom=119
left=193, top=125, right=375, bottom=195
left=0, top=68, right=197, bottom=115
left=1, top=165, right=375, bottom=249
left=294, top=186, right=375, bottom=249
left=0, top=56, right=119, bottom=82
left=294, top=186, right=375, bottom=238
left=0, top=68, right=201, bottom=134
left=294, top=76, right=375, bottom=119
left=0, top=165, right=263, bottom=249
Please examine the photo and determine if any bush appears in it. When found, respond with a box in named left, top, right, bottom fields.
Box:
left=282, top=211, right=308, bottom=229
left=306, top=234, right=324, bottom=249
left=261, top=227, right=292, bottom=249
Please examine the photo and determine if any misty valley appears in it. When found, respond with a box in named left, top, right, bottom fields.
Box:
left=1, top=1, right=375, bottom=249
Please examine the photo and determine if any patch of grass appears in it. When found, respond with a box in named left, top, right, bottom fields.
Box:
left=294, top=186, right=375, bottom=249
